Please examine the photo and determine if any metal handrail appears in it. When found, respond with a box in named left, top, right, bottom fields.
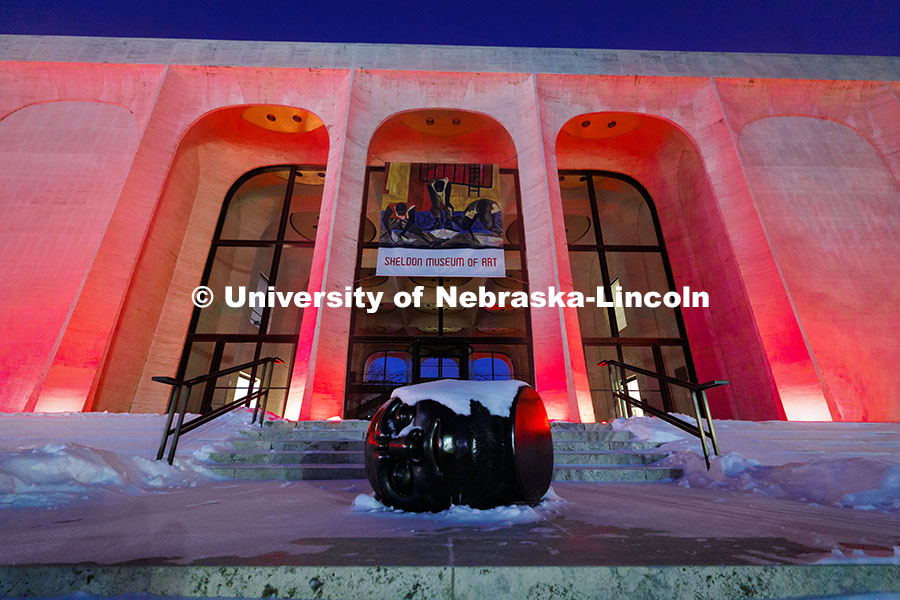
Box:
left=599, top=359, right=727, bottom=470
left=153, top=356, right=283, bottom=464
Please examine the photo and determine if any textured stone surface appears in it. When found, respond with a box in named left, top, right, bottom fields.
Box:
left=1, top=565, right=898, bottom=599
left=2, top=35, right=899, bottom=79
left=0, top=566, right=453, bottom=600
left=453, top=565, right=900, bottom=600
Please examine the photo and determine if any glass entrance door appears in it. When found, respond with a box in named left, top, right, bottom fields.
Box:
left=415, top=341, right=469, bottom=383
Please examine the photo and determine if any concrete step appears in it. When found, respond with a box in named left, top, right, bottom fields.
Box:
left=209, top=463, right=367, bottom=480
left=213, top=463, right=680, bottom=482
left=282, top=419, right=369, bottom=430
left=553, top=465, right=682, bottom=482
left=553, top=450, right=668, bottom=466
left=209, top=421, right=678, bottom=483
left=208, top=450, right=363, bottom=465
left=208, top=450, right=665, bottom=468
left=239, top=428, right=366, bottom=440
left=550, top=421, right=614, bottom=431
left=239, top=428, right=635, bottom=443
left=230, top=438, right=366, bottom=452
left=210, top=461, right=681, bottom=482
left=552, top=439, right=661, bottom=451
left=550, top=430, right=634, bottom=442
left=210, top=449, right=663, bottom=468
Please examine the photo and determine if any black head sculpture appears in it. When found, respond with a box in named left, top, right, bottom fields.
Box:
left=364, top=380, right=554, bottom=512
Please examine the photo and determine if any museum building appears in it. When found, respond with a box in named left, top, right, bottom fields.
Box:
left=1, top=35, right=898, bottom=424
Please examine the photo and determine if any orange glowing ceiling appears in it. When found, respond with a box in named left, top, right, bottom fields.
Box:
left=561, top=112, right=642, bottom=140
left=241, top=105, right=324, bottom=134
left=398, top=110, right=486, bottom=137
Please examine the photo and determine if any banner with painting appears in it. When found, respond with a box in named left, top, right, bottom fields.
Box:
left=376, top=163, right=505, bottom=277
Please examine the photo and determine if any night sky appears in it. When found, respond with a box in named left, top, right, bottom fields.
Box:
left=2, top=0, right=899, bottom=57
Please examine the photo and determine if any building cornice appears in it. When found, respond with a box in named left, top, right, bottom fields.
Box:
left=2, top=35, right=899, bottom=81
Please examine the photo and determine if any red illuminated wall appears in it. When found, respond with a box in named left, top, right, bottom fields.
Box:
left=1, top=51, right=898, bottom=422
left=718, top=80, right=900, bottom=422
left=0, top=63, right=164, bottom=413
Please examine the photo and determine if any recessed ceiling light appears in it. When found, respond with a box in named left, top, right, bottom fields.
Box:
left=292, top=115, right=302, bottom=123
left=266, top=114, right=276, bottom=122
left=452, top=118, right=461, bottom=125
left=425, top=117, right=435, bottom=126
left=607, top=121, right=617, bottom=128
left=581, top=120, right=591, bottom=128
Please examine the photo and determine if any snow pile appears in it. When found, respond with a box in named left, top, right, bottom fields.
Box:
left=816, top=546, right=900, bottom=566
left=0, top=442, right=222, bottom=508
left=610, top=414, right=688, bottom=444
left=0, top=408, right=262, bottom=454
left=393, top=379, right=529, bottom=416
left=0, top=409, right=263, bottom=508
left=351, top=487, right=564, bottom=524
left=668, top=451, right=900, bottom=512
left=613, top=415, right=900, bottom=513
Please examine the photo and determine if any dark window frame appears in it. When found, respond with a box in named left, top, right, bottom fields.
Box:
left=176, top=164, right=326, bottom=416
left=560, top=169, right=698, bottom=415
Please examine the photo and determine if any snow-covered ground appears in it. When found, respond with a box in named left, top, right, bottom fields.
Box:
left=1, top=410, right=899, bottom=516
left=611, top=415, right=900, bottom=514
left=0, top=410, right=899, bottom=568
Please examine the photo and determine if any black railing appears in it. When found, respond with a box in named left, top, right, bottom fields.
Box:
left=599, top=359, right=726, bottom=469
left=153, top=356, right=283, bottom=464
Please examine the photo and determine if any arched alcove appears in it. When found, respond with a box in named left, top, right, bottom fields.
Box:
left=738, top=115, right=900, bottom=422
left=367, top=109, right=518, bottom=168
left=555, top=111, right=780, bottom=420
left=92, top=105, right=330, bottom=414
left=344, top=108, right=530, bottom=418
left=0, top=100, right=140, bottom=413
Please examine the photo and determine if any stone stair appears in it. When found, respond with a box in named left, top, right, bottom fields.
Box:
left=205, top=420, right=682, bottom=482
left=548, top=422, right=682, bottom=482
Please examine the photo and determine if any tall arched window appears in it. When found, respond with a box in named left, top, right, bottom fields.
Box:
left=560, top=171, right=697, bottom=419
left=177, top=165, right=326, bottom=416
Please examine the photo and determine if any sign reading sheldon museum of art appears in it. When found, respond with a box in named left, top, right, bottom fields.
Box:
left=376, top=162, right=505, bottom=277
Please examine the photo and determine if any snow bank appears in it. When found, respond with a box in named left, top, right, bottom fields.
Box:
left=393, top=379, right=528, bottom=416
left=0, top=443, right=223, bottom=508
left=816, top=545, right=900, bottom=566
left=610, top=414, right=689, bottom=444
left=0, top=409, right=262, bottom=508
left=613, top=415, right=900, bottom=513
left=669, top=451, right=900, bottom=512
left=351, top=487, right=564, bottom=524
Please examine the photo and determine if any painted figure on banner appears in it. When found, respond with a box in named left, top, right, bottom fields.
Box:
left=377, top=162, right=505, bottom=277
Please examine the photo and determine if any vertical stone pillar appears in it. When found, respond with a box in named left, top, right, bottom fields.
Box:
left=287, top=72, right=361, bottom=420
left=510, top=76, right=595, bottom=422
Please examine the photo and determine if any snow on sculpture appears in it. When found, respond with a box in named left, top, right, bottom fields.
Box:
left=364, top=379, right=554, bottom=512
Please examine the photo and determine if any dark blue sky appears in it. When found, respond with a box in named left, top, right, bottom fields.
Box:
left=2, top=0, right=899, bottom=56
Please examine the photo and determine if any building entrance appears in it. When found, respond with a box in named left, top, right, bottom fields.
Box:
left=344, top=166, right=533, bottom=419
